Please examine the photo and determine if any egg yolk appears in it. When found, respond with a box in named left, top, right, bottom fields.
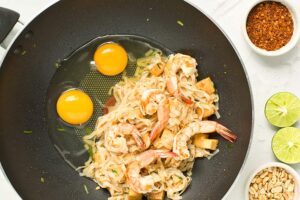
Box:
left=93, top=43, right=128, bottom=76
left=56, top=89, right=93, bottom=125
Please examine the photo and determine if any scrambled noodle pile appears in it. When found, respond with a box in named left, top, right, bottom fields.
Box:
left=81, top=52, right=237, bottom=200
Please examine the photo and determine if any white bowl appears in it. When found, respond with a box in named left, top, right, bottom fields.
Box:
left=245, top=162, right=300, bottom=200
left=242, top=0, right=300, bottom=56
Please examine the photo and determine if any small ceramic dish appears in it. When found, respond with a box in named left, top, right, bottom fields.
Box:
left=242, top=0, right=300, bottom=56
left=245, top=162, right=300, bottom=200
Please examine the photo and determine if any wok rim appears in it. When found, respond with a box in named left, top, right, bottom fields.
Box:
left=187, top=1, right=254, bottom=198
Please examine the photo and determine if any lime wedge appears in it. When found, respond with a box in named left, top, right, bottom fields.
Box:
left=272, top=127, right=300, bottom=164
left=265, top=92, right=300, bottom=127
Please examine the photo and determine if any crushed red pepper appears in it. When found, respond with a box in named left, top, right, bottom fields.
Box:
left=246, top=1, right=294, bottom=51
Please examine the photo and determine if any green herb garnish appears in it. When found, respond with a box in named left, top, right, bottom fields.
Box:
left=176, top=175, right=183, bottom=180
left=21, top=50, right=27, bottom=56
left=57, top=128, right=65, bottom=132
left=87, top=146, right=93, bottom=157
left=40, top=177, right=45, bottom=183
left=226, top=144, right=234, bottom=149
left=54, top=61, right=61, bottom=69
left=112, top=169, right=118, bottom=174
left=83, top=184, right=89, bottom=194
left=23, top=130, right=32, bottom=135
left=177, top=20, right=184, bottom=26
left=85, top=127, right=92, bottom=135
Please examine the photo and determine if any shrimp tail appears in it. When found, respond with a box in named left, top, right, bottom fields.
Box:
left=216, top=124, right=237, bottom=143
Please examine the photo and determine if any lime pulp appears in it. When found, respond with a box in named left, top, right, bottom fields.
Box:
left=265, top=92, right=300, bottom=127
left=272, top=127, right=300, bottom=164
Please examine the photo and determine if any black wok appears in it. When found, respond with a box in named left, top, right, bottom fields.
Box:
left=0, top=0, right=252, bottom=199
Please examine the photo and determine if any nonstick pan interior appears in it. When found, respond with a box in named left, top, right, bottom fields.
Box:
left=47, top=34, right=172, bottom=169
left=0, top=0, right=252, bottom=199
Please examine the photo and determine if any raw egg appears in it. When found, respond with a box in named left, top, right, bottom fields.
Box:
left=56, top=89, right=93, bottom=125
left=93, top=43, right=128, bottom=76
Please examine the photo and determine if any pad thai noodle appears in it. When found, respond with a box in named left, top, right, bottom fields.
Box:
left=81, top=51, right=237, bottom=200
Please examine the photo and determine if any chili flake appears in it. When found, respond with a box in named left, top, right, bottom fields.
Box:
left=246, top=1, right=293, bottom=51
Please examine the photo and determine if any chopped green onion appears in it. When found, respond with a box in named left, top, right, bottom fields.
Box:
left=54, top=62, right=61, bottom=68
left=57, top=128, right=65, bottom=132
left=21, top=50, right=27, bottom=56
left=177, top=20, right=184, bottom=26
left=85, top=127, right=92, bottom=135
left=87, top=146, right=93, bottom=157
left=40, top=177, right=45, bottom=183
left=176, top=175, right=183, bottom=180
left=226, top=144, right=234, bottom=149
left=112, top=169, right=118, bottom=174
left=83, top=184, right=89, bottom=194
left=23, top=130, right=32, bottom=135
left=95, top=98, right=104, bottom=107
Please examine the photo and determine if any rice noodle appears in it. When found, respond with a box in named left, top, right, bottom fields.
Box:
left=81, top=52, right=221, bottom=199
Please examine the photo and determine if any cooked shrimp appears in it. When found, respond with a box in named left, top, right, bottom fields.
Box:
left=82, top=52, right=238, bottom=200
left=126, top=150, right=177, bottom=193
left=165, top=54, right=197, bottom=96
left=165, top=54, right=197, bottom=77
left=173, top=120, right=237, bottom=159
left=140, top=89, right=170, bottom=141
left=104, top=123, right=146, bottom=153
left=166, top=76, right=179, bottom=97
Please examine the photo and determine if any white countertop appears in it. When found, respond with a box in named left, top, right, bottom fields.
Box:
left=1, top=0, right=300, bottom=199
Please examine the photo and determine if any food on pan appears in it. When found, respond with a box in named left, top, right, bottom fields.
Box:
left=81, top=51, right=237, bottom=199
left=94, top=42, right=128, bottom=76
left=56, top=89, right=94, bottom=125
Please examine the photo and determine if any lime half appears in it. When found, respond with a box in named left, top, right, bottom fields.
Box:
left=272, top=127, right=300, bottom=164
left=265, top=92, right=300, bottom=127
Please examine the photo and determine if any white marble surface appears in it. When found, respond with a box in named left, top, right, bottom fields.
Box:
left=0, top=0, right=300, bottom=199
